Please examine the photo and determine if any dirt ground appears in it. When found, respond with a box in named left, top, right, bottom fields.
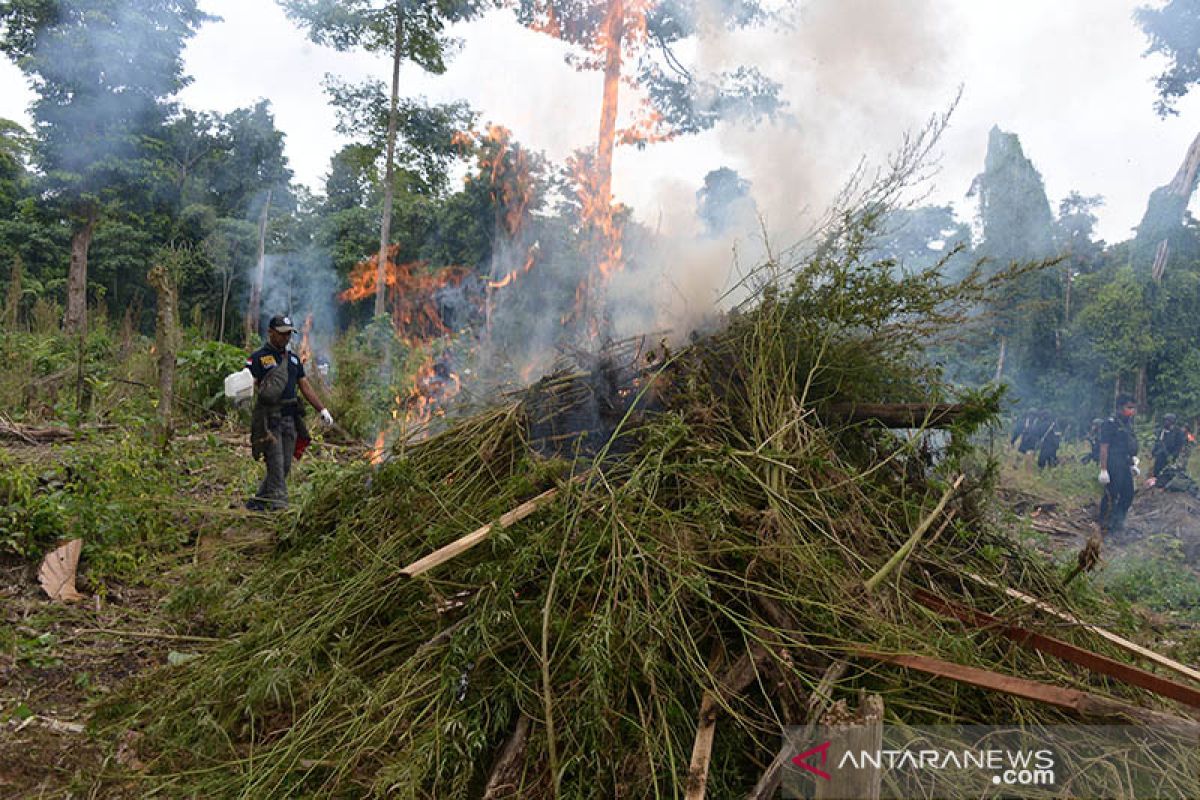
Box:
left=1, top=558, right=163, bottom=798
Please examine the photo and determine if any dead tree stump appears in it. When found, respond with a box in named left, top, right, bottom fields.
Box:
left=147, top=264, right=178, bottom=450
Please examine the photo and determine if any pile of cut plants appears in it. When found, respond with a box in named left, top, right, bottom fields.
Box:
left=100, top=226, right=1200, bottom=799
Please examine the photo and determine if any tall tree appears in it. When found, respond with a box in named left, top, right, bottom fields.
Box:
left=968, top=126, right=1058, bottom=382
left=510, top=0, right=783, bottom=324
left=1136, top=0, right=1200, bottom=117
left=280, top=0, right=485, bottom=318
left=0, top=0, right=209, bottom=336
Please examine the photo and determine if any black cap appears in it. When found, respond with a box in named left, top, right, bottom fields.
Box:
left=268, top=314, right=295, bottom=333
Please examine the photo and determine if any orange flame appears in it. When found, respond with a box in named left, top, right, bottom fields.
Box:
left=339, top=245, right=475, bottom=346
left=399, top=352, right=462, bottom=434
left=368, top=430, right=386, bottom=465
left=296, top=312, right=314, bottom=367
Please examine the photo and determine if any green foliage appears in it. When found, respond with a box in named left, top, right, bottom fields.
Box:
left=1100, top=540, right=1200, bottom=623
left=177, top=339, right=246, bottom=410
left=1073, top=267, right=1158, bottom=380
left=1136, top=0, right=1200, bottom=116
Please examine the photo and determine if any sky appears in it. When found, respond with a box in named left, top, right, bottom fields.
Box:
left=1, top=0, right=1198, bottom=245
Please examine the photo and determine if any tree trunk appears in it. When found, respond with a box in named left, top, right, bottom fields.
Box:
left=64, top=211, right=97, bottom=336
left=4, top=255, right=22, bottom=330
left=595, top=0, right=624, bottom=281
left=376, top=5, right=405, bottom=319
left=1136, top=363, right=1148, bottom=412
left=219, top=263, right=231, bottom=344
left=245, top=188, right=273, bottom=344
left=148, top=264, right=178, bottom=450
left=1063, top=265, right=1072, bottom=320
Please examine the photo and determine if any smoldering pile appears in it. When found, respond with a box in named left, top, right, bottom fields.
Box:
left=104, top=240, right=1200, bottom=799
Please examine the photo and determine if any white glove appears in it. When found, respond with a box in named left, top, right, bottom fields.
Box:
left=1098, top=470, right=1110, bottom=485
left=1131, top=456, right=1140, bottom=468
left=319, top=408, right=334, bottom=427
left=1131, top=465, right=1141, bottom=477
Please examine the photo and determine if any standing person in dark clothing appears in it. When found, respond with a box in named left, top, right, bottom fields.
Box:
left=1010, top=409, right=1036, bottom=450
left=1036, top=413, right=1061, bottom=469
left=1081, top=418, right=1103, bottom=464
left=1151, top=413, right=1187, bottom=479
left=1098, top=395, right=1139, bottom=536
left=246, top=314, right=334, bottom=511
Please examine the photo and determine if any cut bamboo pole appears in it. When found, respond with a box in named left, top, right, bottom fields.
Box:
left=684, top=692, right=719, bottom=800
left=400, top=487, right=560, bottom=578
left=864, top=475, right=963, bottom=593
left=963, top=571, right=1200, bottom=685
left=684, top=647, right=768, bottom=800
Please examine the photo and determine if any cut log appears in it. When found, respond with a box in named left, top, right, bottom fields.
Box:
left=814, top=694, right=884, bottom=800
left=825, top=402, right=972, bottom=429
left=858, top=650, right=1200, bottom=737
left=963, top=571, right=1200, bottom=685
left=482, top=713, right=531, bottom=800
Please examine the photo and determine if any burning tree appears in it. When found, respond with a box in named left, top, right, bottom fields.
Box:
left=508, top=0, right=785, bottom=332
left=281, top=0, right=485, bottom=319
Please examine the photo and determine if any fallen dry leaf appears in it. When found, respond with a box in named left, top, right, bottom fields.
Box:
left=115, top=729, right=145, bottom=771
left=38, top=538, right=84, bottom=602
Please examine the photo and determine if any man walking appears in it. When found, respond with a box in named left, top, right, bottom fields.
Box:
left=246, top=314, right=334, bottom=510
left=1098, top=394, right=1139, bottom=536
left=1151, top=413, right=1187, bottom=479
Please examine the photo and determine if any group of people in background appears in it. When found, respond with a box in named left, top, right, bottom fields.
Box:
left=1009, top=397, right=1195, bottom=536
left=1009, top=408, right=1063, bottom=469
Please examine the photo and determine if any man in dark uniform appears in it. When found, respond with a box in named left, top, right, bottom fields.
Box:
left=1098, top=394, right=1139, bottom=536
left=1010, top=409, right=1037, bottom=451
left=1036, top=412, right=1061, bottom=469
left=1151, top=413, right=1187, bottom=479
left=246, top=314, right=334, bottom=510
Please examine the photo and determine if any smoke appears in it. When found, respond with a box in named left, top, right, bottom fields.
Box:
left=696, top=0, right=954, bottom=237
left=253, top=246, right=339, bottom=367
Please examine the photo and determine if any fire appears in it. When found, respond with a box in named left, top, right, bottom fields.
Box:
left=487, top=243, right=538, bottom=290
left=296, top=312, right=314, bottom=366
left=617, top=102, right=675, bottom=147
left=368, top=430, right=386, bottom=465
left=339, top=245, right=475, bottom=345
left=399, top=351, right=462, bottom=434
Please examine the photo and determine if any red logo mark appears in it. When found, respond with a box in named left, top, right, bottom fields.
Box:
left=791, top=741, right=832, bottom=780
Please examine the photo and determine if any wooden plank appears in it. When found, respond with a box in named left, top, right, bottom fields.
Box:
left=963, top=571, right=1200, bottom=685
left=400, top=488, right=560, bottom=578
left=912, top=588, right=1200, bottom=709
left=858, top=650, right=1200, bottom=737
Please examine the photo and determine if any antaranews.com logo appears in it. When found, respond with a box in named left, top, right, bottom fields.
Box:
left=791, top=740, right=1056, bottom=789
left=780, top=724, right=1198, bottom=800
